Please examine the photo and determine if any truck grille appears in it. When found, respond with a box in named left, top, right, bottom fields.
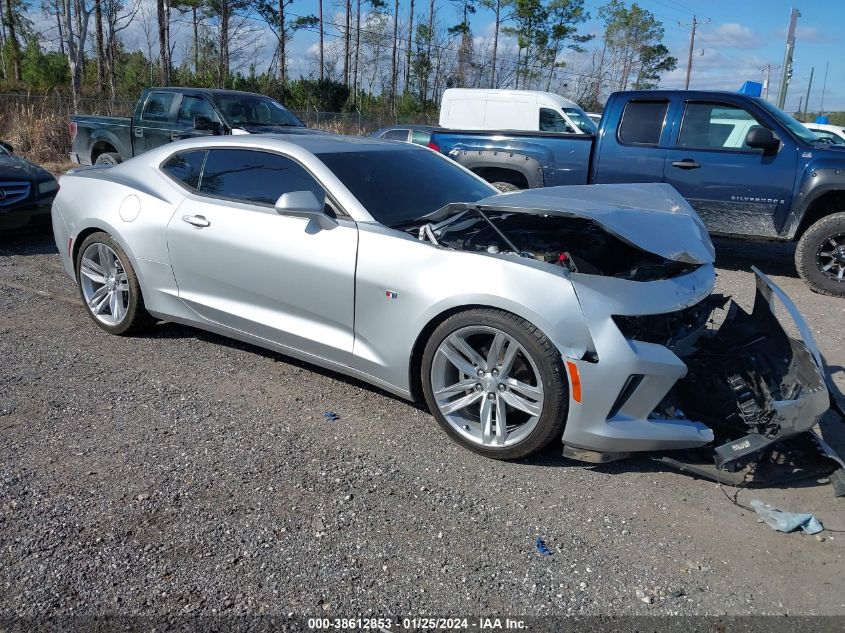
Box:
left=0, top=181, right=31, bottom=207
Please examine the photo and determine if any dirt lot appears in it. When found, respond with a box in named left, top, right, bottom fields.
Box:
left=1, top=230, right=844, bottom=622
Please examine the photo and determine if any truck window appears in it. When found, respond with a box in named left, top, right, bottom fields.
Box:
left=177, top=96, right=218, bottom=125
left=161, top=150, right=207, bottom=191
left=539, top=108, right=573, bottom=133
left=382, top=129, right=410, bottom=141
left=679, top=103, right=764, bottom=151
left=618, top=100, right=669, bottom=146
left=141, top=92, right=175, bottom=122
left=198, top=149, right=324, bottom=206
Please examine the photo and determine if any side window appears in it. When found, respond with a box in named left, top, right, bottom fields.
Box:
left=679, top=103, right=764, bottom=150
left=382, top=129, right=410, bottom=141
left=411, top=130, right=431, bottom=145
left=199, top=149, right=324, bottom=206
left=539, top=108, right=573, bottom=133
left=177, top=96, right=218, bottom=125
left=141, top=92, right=175, bottom=122
left=618, top=100, right=669, bottom=146
left=161, top=150, right=206, bottom=190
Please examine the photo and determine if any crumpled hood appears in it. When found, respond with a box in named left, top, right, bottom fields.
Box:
left=474, top=183, right=716, bottom=265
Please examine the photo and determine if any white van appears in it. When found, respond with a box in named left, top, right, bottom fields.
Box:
left=439, top=89, right=597, bottom=135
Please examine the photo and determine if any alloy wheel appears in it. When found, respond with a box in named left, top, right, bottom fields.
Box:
left=816, top=232, right=845, bottom=282
left=430, top=325, right=545, bottom=448
left=79, top=242, right=131, bottom=326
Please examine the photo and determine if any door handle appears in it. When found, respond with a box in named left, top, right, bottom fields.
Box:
left=134, top=128, right=143, bottom=138
left=170, top=131, right=181, bottom=141
left=182, top=214, right=210, bottom=228
left=671, top=159, right=701, bottom=169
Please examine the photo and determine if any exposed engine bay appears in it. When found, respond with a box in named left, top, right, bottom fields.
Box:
left=411, top=209, right=700, bottom=281
left=414, top=205, right=841, bottom=482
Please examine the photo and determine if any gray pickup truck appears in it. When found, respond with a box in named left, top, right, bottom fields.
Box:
left=69, top=87, right=315, bottom=166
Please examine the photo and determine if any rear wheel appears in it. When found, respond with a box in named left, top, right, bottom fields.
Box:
left=94, top=152, right=121, bottom=166
left=75, top=232, right=150, bottom=335
left=795, top=212, right=845, bottom=297
left=421, top=309, right=568, bottom=460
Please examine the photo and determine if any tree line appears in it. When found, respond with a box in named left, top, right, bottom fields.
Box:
left=0, top=0, right=676, bottom=114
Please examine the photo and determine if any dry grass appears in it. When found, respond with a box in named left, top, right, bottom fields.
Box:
left=0, top=99, right=72, bottom=165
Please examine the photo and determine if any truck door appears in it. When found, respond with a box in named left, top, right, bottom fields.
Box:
left=592, top=98, right=674, bottom=183
left=135, top=91, right=179, bottom=153
left=663, top=100, right=798, bottom=238
left=173, top=94, right=224, bottom=141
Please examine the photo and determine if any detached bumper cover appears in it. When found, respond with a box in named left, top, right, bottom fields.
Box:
left=563, top=267, right=830, bottom=466
left=679, top=267, right=829, bottom=469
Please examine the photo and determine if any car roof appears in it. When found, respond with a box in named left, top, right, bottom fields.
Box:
left=145, top=87, right=271, bottom=99
left=147, top=133, right=425, bottom=156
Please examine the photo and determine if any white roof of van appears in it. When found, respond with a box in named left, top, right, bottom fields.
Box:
left=442, top=88, right=581, bottom=110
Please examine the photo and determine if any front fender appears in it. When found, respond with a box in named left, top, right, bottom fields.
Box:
left=786, top=156, right=845, bottom=238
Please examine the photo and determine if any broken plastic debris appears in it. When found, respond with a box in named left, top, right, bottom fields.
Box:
left=750, top=499, right=823, bottom=535
left=535, top=537, right=552, bottom=556
left=323, top=411, right=340, bottom=421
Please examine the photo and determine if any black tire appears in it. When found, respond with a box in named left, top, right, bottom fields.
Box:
left=421, top=308, right=568, bottom=460
left=75, top=232, right=151, bottom=335
left=492, top=181, right=520, bottom=192
left=94, top=152, right=121, bottom=166
left=795, top=211, right=845, bottom=297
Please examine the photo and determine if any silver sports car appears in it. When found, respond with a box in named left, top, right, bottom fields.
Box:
left=51, top=134, right=831, bottom=468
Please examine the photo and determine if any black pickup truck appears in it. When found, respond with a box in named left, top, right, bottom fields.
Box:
left=69, top=87, right=316, bottom=166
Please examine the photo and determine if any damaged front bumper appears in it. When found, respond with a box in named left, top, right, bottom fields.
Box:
left=563, top=267, right=831, bottom=472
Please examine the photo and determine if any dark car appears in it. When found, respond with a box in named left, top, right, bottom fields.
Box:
left=370, top=125, right=434, bottom=146
left=0, top=141, right=59, bottom=233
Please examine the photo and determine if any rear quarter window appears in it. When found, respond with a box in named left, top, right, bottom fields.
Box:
left=618, top=100, right=669, bottom=146
left=161, top=150, right=207, bottom=190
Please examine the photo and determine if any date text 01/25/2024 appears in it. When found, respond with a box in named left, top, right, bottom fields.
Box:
left=307, top=617, right=527, bottom=630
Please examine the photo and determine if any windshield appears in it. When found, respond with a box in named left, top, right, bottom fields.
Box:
left=564, top=107, right=598, bottom=135
left=814, top=131, right=845, bottom=145
left=316, top=149, right=496, bottom=227
left=754, top=98, right=818, bottom=144
left=213, top=94, right=303, bottom=127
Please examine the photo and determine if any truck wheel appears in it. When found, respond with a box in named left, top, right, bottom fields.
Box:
left=492, top=182, right=520, bottom=192
left=95, top=152, right=121, bottom=166
left=795, top=211, right=845, bottom=297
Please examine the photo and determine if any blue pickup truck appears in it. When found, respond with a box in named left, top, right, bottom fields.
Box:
left=428, top=90, right=845, bottom=297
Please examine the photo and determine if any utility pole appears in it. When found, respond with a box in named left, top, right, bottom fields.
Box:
left=819, top=61, right=829, bottom=116
left=761, top=64, right=779, bottom=100
left=802, top=66, right=814, bottom=121
left=683, top=16, right=697, bottom=90
left=776, top=7, right=801, bottom=109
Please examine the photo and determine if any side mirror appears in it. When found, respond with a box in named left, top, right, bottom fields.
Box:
left=0, top=140, right=13, bottom=153
left=745, top=126, right=779, bottom=155
left=194, top=116, right=222, bottom=135
left=274, top=190, right=337, bottom=230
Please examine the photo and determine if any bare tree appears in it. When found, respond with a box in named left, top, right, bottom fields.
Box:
left=403, top=0, right=413, bottom=91
left=156, top=0, right=170, bottom=84
left=3, top=0, right=22, bottom=80
left=62, top=0, right=100, bottom=110
left=390, top=0, right=397, bottom=110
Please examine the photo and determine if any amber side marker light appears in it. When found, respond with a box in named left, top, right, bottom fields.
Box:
left=566, top=361, right=582, bottom=403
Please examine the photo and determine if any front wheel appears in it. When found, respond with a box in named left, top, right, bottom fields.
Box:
left=421, top=309, right=568, bottom=460
left=75, top=232, right=150, bottom=335
left=795, top=211, right=845, bottom=297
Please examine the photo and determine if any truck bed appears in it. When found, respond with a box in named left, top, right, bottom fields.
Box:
left=429, top=128, right=593, bottom=189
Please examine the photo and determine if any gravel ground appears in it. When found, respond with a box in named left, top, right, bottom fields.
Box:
left=1, top=230, right=845, bottom=623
